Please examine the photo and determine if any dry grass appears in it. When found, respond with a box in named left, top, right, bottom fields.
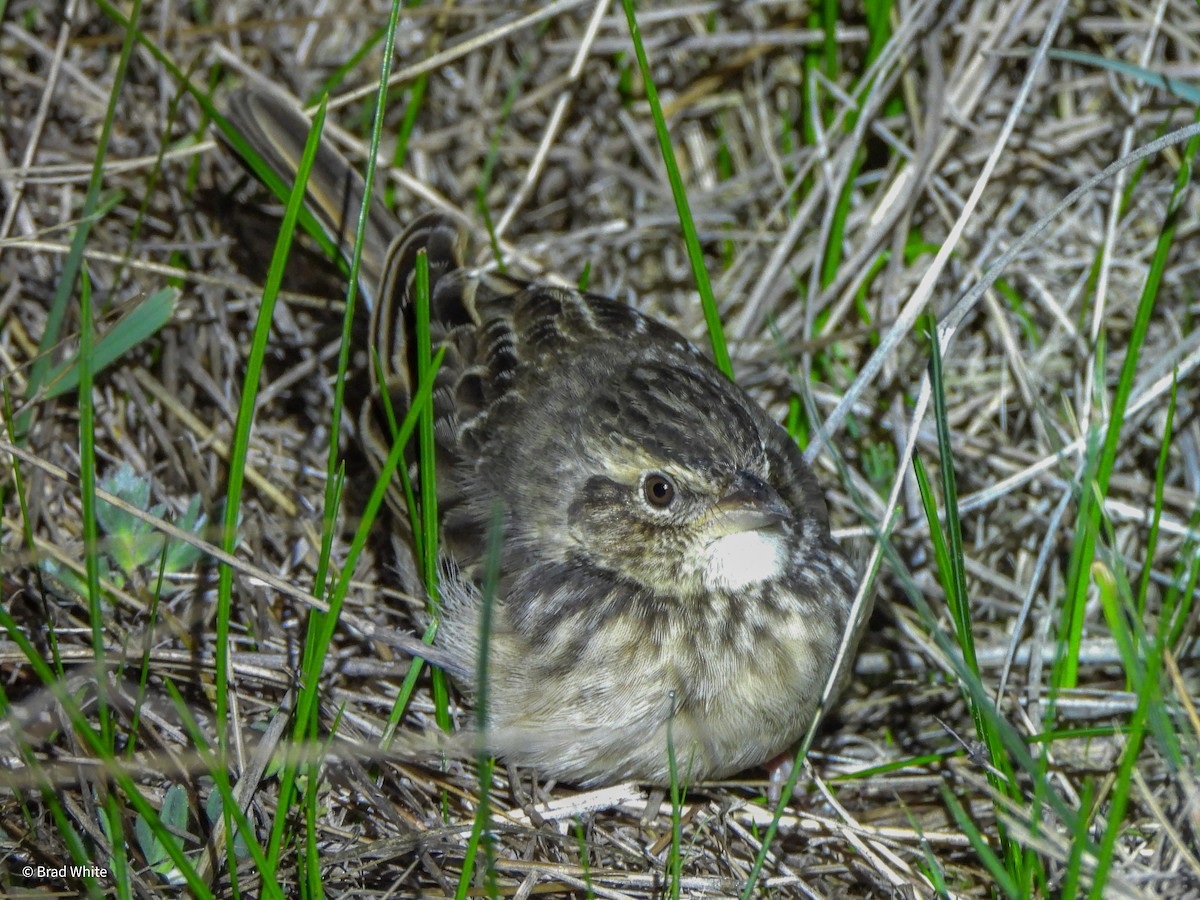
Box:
left=2, top=1, right=1199, bottom=897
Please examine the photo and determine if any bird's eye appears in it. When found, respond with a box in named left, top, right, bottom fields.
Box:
left=643, top=473, right=676, bottom=508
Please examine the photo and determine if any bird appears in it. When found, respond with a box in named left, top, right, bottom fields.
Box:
left=225, top=88, right=860, bottom=787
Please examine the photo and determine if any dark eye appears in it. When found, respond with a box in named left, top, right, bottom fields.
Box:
left=643, top=473, right=676, bottom=508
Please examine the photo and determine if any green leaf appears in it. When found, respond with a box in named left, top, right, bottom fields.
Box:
left=204, top=790, right=251, bottom=861
left=42, top=558, right=89, bottom=599
left=95, top=465, right=152, bottom=536
left=98, top=466, right=164, bottom=575
left=136, top=783, right=190, bottom=884
left=41, top=287, right=177, bottom=400
left=1048, top=49, right=1200, bottom=104
left=160, top=782, right=189, bottom=832
left=163, top=495, right=206, bottom=570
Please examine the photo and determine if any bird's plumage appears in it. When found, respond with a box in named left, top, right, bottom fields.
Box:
left=226, top=89, right=859, bottom=786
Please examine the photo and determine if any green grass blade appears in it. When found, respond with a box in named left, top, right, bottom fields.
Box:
left=914, top=323, right=1035, bottom=885
left=1136, top=374, right=1176, bottom=614
left=455, top=505, right=504, bottom=900
left=938, top=783, right=1019, bottom=898
left=273, top=0, right=410, bottom=870
left=308, top=27, right=387, bottom=108
left=229, top=97, right=329, bottom=882
left=282, top=346, right=446, bottom=828
left=413, top=248, right=452, bottom=730
left=1048, top=48, right=1200, bottom=103
left=924, top=317, right=976, bottom=669
left=16, top=0, right=144, bottom=442
left=1059, top=117, right=1200, bottom=688
left=77, top=264, right=131, bottom=898
left=1163, top=497, right=1200, bottom=652
left=160, top=680, right=281, bottom=899
left=0, top=603, right=213, bottom=896
left=619, top=0, right=732, bottom=378
left=41, top=288, right=177, bottom=400
left=1088, top=563, right=1159, bottom=899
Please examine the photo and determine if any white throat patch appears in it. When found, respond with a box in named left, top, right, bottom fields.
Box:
left=702, top=529, right=786, bottom=591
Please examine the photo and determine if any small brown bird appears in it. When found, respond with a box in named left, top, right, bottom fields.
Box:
left=226, top=89, right=859, bottom=787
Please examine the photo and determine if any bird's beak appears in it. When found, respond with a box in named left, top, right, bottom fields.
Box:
left=712, top=471, right=789, bottom=533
